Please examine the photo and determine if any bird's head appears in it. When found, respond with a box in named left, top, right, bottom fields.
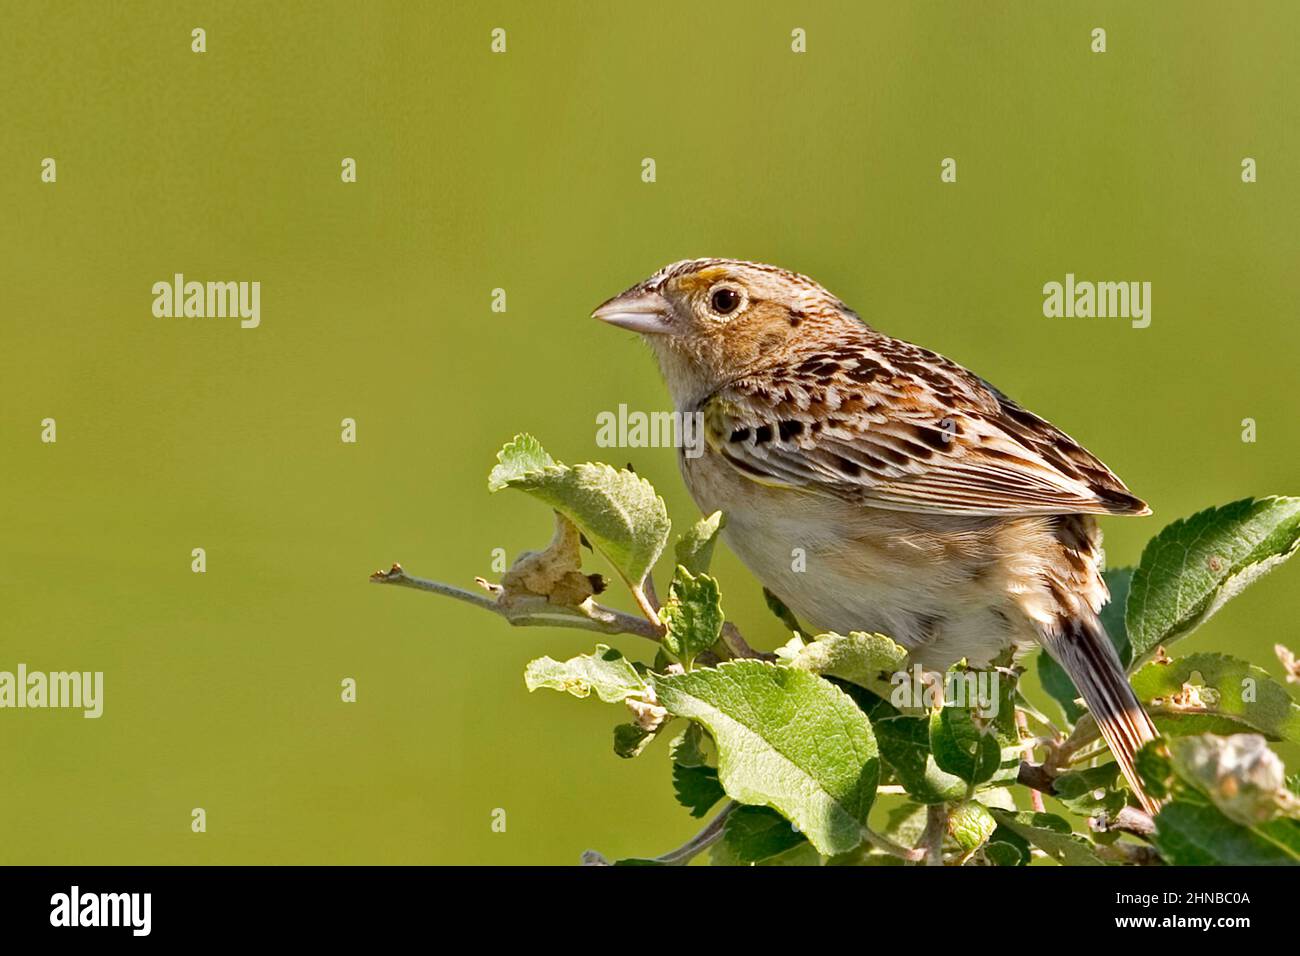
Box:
left=592, top=258, right=860, bottom=406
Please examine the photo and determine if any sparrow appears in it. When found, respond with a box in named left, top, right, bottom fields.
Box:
left=593, top=258, right=1160, bottom=813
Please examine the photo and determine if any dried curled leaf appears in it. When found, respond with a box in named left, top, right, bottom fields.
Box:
left=1170, top=733, right=1300, bottom=827
left=498, top=511, right=602, bottom=609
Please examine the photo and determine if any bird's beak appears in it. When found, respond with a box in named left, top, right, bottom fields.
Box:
left=591, top=288, right=674, bottom=335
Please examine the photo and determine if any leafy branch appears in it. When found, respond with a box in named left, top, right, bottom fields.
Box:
left=369, top=563, right=664, bottom=641
left=372, top=434, right=1300, bottom=866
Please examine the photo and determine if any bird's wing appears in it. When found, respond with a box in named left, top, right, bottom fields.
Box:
left=700, top=340, right=1149, bottom=517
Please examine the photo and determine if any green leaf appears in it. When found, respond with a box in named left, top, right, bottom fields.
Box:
left=488, top=435, right=671, bottom=586
left=1127, top=497, right=1300, bottom=661
left=710, top=806, right=816, bottom=866
left=661, top=566, right=724, bottom=667
left=985, top=821, right=1032, bottom=866
left=1037, top=653, right=1084, bottom=725
left=613, top=722, right=658, bottom=758
left=673, top=764, right=725, bottom=818
left=930, top=705, right=1001, bottom=787
left=973, top=786, right=1018, bottom=812
left=669, top=723, right=708, bottom=768
left=984, top=839, right=1028, bottom=867
left=1053, top=763, right=1122, bottom=799
left=874, top=715, right=968, bottom=804
left=1129, top=653, right=1300, bottom=743
left=882, top=802, right=930, bottom=846
left=675, top=511, right=725, bottom=575
left=986, top=665, right=1021, bottom=744
left=1053, top=763, right=1126, bottom=818
left=487, top=433, right=556, bottom=490
left=745, top=842, right=821, bottom=866
left=949, top=802, right=997, bottom=855
left=524, top=644, right=648, bottom=703
left=652, top=661, right=879, bottom=856
left=788, top=631, right=908, bottom=699
left=990, top=810, right=1108, bottom=866
left=832, top=678, right=901, bottom=725
left=1133, top=739, right=1176, bottom=801
left=1038, top=568, right=1132, bottom=722
left=1097, top=566, right=1134, bottom=665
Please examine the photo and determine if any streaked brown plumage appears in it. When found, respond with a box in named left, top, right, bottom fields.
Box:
left=593, top=258, right=1160, bottom=813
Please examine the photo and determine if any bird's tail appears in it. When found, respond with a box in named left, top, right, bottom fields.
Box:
left=1041, top=614, right=1162, bottom=815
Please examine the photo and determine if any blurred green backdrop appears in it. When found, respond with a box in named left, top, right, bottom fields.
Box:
left=1, top=1, right=1297, bottom=864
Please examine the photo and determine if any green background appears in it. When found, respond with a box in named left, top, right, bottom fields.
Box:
left=1, top=2, right=1297, bottom=864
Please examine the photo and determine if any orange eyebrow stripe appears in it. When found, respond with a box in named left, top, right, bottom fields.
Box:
left=676, top=267, right=729, bottom=292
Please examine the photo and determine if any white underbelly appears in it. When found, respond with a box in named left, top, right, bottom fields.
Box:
left=680, top=450, right=1040, bottom=670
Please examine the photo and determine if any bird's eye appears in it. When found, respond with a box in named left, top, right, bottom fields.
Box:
left=710, top=286, right=742, bottom=316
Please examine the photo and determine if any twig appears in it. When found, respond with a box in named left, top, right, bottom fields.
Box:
left=1090, top=805, right=1156, bottom=841
left=1018, top=760, right=1158, bottom=848
left=1094, top=842, right=1162, bottom=865
left=1064, top=742, right=1111, bottom=767
left=371, top=563, right=776, bottom=665
left=652, top=801, right=735, bottom=865
left=1016, top=761, right=1059, bottom=796
left=369, top=564, right=663, bottom=641
left=920, top=803, right=947, bottom=866
left=1015, top=709, right=1046, bottom=813
left=582, top=801, right=736, bottom=866
left=641, top=574, right=661, bottom=612
left=630, top=583, right=664, bottom=631
left=1014, top=691, right=1062, bottom=739
left=720, top=621, right=774, bottom=661
left=1046, top=713, right=1100, bottom=772
left=862, top=826, right=927, bottom=862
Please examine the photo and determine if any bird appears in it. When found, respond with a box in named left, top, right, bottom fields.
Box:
left=592, top=257, right=1160, bottom=814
